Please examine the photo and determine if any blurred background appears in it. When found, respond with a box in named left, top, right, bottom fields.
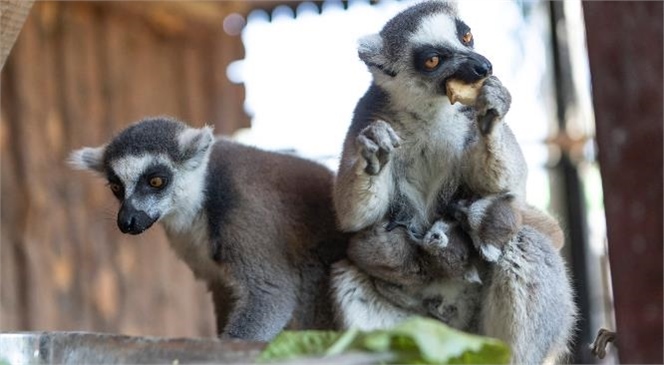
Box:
left=1, top=1, right=661, bottom=363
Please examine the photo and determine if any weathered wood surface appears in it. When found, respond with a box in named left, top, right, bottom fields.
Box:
left=0, top=332, right=265, bottom=364
left=1, top=1, right=250, bottom=337
left=0, top=0, right=35, bottom=69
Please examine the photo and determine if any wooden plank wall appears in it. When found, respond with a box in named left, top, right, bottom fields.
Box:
left=1, top=1, right=250, bottom=337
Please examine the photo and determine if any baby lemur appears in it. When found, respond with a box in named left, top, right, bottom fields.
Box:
left=70, top=117, right=348, bottom=341
left=334, top=194, right=576, bottom=363
left=330, top=1, right=575, bottom=363
left=335, top=211, right=484, bottom=333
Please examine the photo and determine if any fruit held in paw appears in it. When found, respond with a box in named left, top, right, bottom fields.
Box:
left=445, top=78, right=486, bottom=106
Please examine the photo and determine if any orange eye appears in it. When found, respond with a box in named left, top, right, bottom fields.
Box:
left=109, top=183, right=121, bottom=194
left=424, top=55, right=440, bottom=71
left=462, top=32, right=473, bottom=44
left=149, top=177, right=164, bottom=188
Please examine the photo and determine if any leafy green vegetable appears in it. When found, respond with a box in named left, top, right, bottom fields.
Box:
left=259, top=316, right=510, bottom=364
left=257, top=330, right=343, bottom=362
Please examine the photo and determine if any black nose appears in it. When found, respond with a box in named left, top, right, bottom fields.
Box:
left=473, top=61, right=492, bottom=78
left=118, top=213, right=137, bottom=234
left=117, top=202, right=156, bottom=235
left=449, top=53, right=493, bottom=84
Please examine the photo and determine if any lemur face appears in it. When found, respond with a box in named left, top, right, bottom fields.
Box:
left=70, top=118, right=214, bottom=235
left=104, top=154, right=177, bottom=234
left=358, top=1, right=491, bottom=100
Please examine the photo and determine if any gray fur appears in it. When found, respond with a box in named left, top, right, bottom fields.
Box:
left=70, top=117, right=348, bottom=341
left=338, top=217, right=483, bottom=332
left=103, top=118, right=187, bottom=165
left=481, top=225, right=576, bottom=364
left=332, top=194, right=577, bottom=363
left=330, top=1, right=575, bottom=363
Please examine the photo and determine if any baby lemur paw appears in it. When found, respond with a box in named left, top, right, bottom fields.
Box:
left=478, top=243, right=502, bottom=262
left=476, top=76, right=511, bottom=135
left=356, top=120, right=401, bottom=175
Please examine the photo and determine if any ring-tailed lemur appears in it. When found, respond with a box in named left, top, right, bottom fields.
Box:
left=330, top=1, right=575, bottom=363
left=70, top=117, right=348, bottom=341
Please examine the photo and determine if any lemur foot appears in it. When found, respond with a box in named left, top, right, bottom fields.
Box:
left=356, top=120, right=401, bottom=175
left=590, top=328, right=617, bottom=360
left=476, top=76, right=511, bottom=135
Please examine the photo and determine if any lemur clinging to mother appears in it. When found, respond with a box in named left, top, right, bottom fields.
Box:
left=70, top=117, right=349, bottom=341
left=330, top=1, right=575, bottom=363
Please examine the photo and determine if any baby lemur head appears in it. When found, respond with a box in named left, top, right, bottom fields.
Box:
left=428, top=193, right=523, bottom=274
left=69, top=117, right=214, bottom=235
left=358, top=1, right=491, bottom=104
left=451, top=193, right=523, bottom=261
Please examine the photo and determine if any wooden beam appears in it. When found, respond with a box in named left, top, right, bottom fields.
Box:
left=583, top=2, right=663, bottom=363
left=103, top=1, right=253, bottom=35
left=1, top=0, right=34, bottom=70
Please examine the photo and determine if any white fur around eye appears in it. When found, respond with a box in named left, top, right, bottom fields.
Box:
left=110, top=154, right=172, bottom=195
left=410, top=13, right=464, bottom=51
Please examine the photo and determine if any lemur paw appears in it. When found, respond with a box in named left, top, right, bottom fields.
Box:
left=476, top=76, right=511, bottom=135
left=478, top=243, right=502, bottom=262
left=356, top=120, right=401, bottom=175
left=421, top=220, right=450, bottom=249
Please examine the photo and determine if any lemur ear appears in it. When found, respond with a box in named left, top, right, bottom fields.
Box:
left=444, top=1, right=459, bottom=14
left=68, top=145, right=106, bottom=174
left=178, top=125, right=214, bottom=169
left=358, top=33, right=387, bottom=68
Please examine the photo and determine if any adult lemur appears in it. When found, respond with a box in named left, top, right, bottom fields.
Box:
left=70, top=117, right=348, bottom=341
left=331, top=1, right=575, bottom=363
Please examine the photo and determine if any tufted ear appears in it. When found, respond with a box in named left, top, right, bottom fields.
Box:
left=68, top=145, right=106, bottom=174
left=178, top=125, right=214, bottom=169
left=358, top=33, right=387, bottom=68
left=444, top=0, right=459, bottom=14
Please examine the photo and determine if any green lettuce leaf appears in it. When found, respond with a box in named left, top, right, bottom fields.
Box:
left=257, top=330, right=344, bottom=362
left=259, top=316, right=510, bottom=364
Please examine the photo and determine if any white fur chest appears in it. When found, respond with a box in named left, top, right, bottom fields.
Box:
left=392, top=103, right=470, bottom=222
left=162, top=214, right=223, bottom=282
